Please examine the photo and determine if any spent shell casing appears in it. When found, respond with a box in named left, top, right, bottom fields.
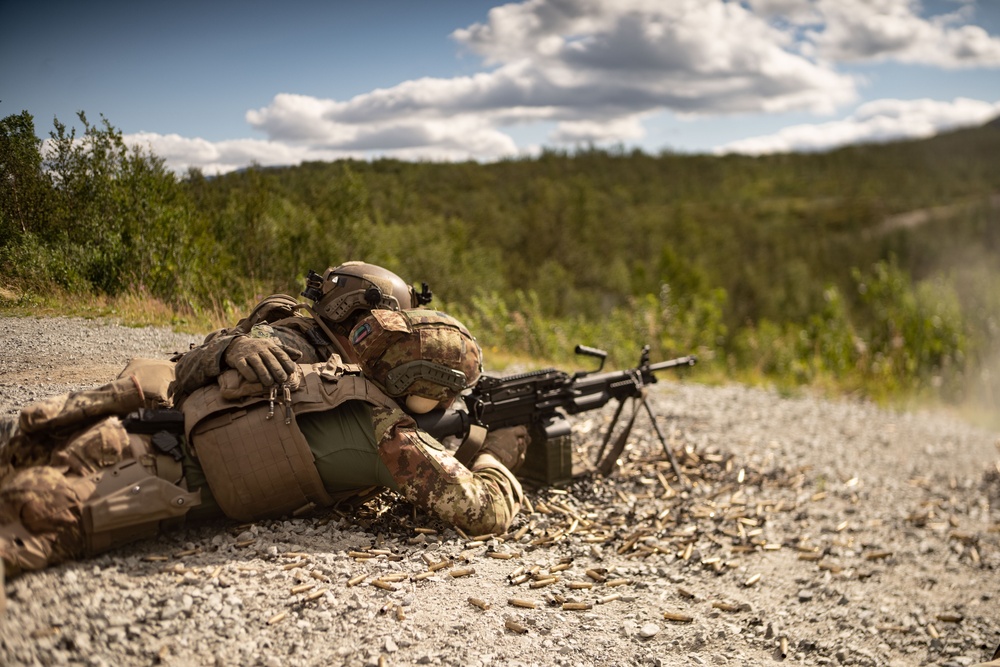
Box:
left=711, top=602, right=739, bottom=612
left=304, top=588, right=327, bottom=602
left=488, top=552, right=515, bottom=560
left=598, top=593, right=621, bottom=604
left=379, top=573, right=409, bottom=582
left=428, top=560, right=451, bottom=572
left=508, top=598, right=538, bottom=609
left=372, top=580, right=398, bottom=591
left=562, top=602, right=592, bottom=611
left=744, top=573, right=761, bottom=587
left=662, top=611, right=694, bottom=623
left=290, top=582, right=315, bottom=595
left=604, top=578, right=631, bottom=587
left=505, top=619, right=528, bottom=634
left=411, top=570, right=436, bottom=581
left=414, top=527, right=438, bottom=535
left=267, top=611, right=289, bottom=625
left=779, top=636, right=789, bottom=658
left=935, top=613, right=964, bottom=623
left=468, top=597, right=491, bottom=610
left=677, top=587, right=696, bottom=599
left=395, top=605, right=405, bottom=621
left=348, top=551, right=372, bottom=559
left=529, top=577, right=558, bottom=589
left=347, top=573, right=368, bottom=586
left=567, top=581, right=593, bottom=590
left=585, top=569, right=607, bottom=582
left=449, top=567, right=476, bottom=578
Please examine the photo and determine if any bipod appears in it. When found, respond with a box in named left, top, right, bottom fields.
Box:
left=593, top=391, right=688, bottom=488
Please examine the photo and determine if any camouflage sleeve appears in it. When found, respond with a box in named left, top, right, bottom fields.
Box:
left=171, top=334, right=239, bottom=398
left=172, top=325, right=327, bottom=400
left=375, top=416, right=523, bottom=536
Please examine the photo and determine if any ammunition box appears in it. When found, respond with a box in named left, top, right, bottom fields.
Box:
left=519, top=429, right=574, bottom=486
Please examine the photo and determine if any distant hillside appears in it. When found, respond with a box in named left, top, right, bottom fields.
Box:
left=3, top=110, right=999, bottom=404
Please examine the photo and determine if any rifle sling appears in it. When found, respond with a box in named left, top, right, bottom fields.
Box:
left=453, top=424, right=488, bottom=467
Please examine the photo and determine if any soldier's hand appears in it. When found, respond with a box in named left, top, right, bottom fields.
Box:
left=224, top=334, right=301, bottom=387
left=481, top=425, right=529, bottom=472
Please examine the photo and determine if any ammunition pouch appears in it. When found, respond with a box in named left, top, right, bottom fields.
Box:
left=81, top=459, right=200, bottom=555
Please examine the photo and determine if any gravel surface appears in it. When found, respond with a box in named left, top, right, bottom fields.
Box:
left=1, top=315, right=999, bottom=667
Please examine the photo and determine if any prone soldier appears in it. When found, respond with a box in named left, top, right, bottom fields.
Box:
left=0, top=308, right=526, bottom=577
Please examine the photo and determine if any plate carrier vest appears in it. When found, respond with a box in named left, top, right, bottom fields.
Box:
left=182, top=357, right=404, bottom=521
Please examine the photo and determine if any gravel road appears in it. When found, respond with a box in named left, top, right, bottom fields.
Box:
left=1, top=315, right=999, bottom=667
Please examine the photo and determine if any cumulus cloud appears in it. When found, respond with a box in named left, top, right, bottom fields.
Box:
left=117, top=0, right=1000, bottom=172
left=713, top=97, right=1000, bottom=155
left=749, top=0, right=1000, bottom=67
left=242, top=0, right=858, bottom=161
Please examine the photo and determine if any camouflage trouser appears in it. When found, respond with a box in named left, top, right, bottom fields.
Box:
left=0, top=417, right=128, bottom=575
left=0, top=364, right=189, bottom=577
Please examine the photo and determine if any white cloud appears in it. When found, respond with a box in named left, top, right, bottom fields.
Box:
left=751, top=0, right=1000, bottom=67
left=114, top=0, right=1000, bottom=171
left=712, top=97, right=1000, bottom=155
left=245, top=0, right=857, bottom=155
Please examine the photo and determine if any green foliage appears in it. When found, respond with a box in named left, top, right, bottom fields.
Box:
left=3, top=110, right=1000, bottom=408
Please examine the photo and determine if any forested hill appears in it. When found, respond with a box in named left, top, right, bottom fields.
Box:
left=2, top=110, right=999, bottom=406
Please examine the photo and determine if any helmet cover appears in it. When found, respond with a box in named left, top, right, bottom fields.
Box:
left=350, top=309, right=482, bottom=404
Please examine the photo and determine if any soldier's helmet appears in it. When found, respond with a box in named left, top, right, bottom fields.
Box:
left=350, top=309, right=482, bottom=412
left=302, top=261, right=430, bottom=328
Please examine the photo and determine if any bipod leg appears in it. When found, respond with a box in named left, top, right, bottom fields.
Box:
left=595, top=398, right=640, bottom=477
left=593, top=398, right=627, bottom=469
left=640, top=396, right=688, bottom=489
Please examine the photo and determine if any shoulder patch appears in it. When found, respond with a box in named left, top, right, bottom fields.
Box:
left=351, top=322, right=373, bottom=345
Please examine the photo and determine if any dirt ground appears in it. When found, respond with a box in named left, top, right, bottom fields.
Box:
left=1, top=316, right=999, bottom=667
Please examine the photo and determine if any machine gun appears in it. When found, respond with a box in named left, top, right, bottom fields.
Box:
left=415, top=345, right=696, bottom=484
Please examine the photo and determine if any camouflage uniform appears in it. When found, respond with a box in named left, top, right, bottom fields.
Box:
left=173, top=262, right=426, bottom=398
left=0, top=312, right=523, bottom=576
left=171, top=296, right=343, bottom=398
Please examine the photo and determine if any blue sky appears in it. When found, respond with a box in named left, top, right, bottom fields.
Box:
left=2, top=0, right=999, bottom=174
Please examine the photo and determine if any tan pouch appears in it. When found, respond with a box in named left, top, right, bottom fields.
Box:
left=81, top=459, right=200, bottom=555
left=190, top=404, right=332, bottom=521
left=117, top=358, right=176, bottom=408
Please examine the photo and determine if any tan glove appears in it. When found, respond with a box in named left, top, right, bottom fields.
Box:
left=481, top=425, right=529, bottom=472
left=224, top=327, right=301, bottom=387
